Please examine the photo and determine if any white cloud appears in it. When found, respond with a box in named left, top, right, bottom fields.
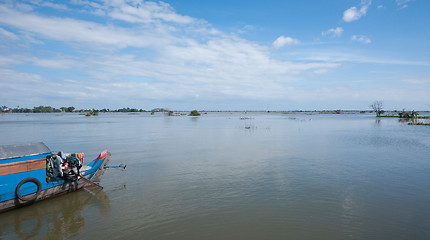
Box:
left=313, top=69, right=330, bottom=75
left=343, top=0, right=371, bottom=22
left=273, top=36, right=300, bottom=48
left=35, top=1, right=69, bottom=11
left=0, top=68, right=43, bottom=93
left=322, top=27, right=344, bottom=37
left=0, top=55, right=23, bottom=66
left=343, top=6, right=367, bottom=22
left=28, top=56, right=81, bottom=69
left=237, top=25, right=254, bottom=34
left=352, top=35, right=371, bottom=44
left=396, top=0, right=413, bottom=7
left=0, top=27, right=19, bottom=40
left=0, top=1, right=428, bottom=110
left=0, top=5, right=167, bottom=48
left=72, top=0, right=195, bottom=24
left=293, top=49, right=430, bottom=67
left=0, top=1, right=341, bottom=106
left=400, top=78, right=429, bottom=84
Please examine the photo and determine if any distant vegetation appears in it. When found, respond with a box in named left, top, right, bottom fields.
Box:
left=318, top=109, right=342, bottom=114
left=367, top=101, right=430, bottom=125
left=117, top=107, right=145, bottom=112
left=408, top=122, right=430, bottom=126
left=1, top=105, right=77, bottom=113
left=377, top=109, right=429, bottom=119
left=397, top=110, right=418, bottom=118
left=1, top=104, right=428, bottom=125
left=189, top=110, right=201, bottom=116
left=0, top=105, right=203, bottom=117
left=85, top=110, right=99, bottom=116
left=370, top=101, right=384, bottom=116
left=0, top=105, right=147, bottom=113
left=281, top=110, right=371, bottom=115
left=150, top=108, right=170, bottom=115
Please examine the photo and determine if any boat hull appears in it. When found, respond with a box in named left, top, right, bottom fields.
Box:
left=0, top=152, right=110, bottom=213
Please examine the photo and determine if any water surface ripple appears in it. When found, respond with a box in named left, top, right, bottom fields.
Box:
left=1, top=112, right=429, bottom=239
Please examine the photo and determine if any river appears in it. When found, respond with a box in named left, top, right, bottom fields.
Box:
left=1, top=112, right=429, bottom=239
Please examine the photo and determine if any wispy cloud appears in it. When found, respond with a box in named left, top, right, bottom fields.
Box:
left=65, top=0, right=196, bottom=25
left=0, top=55, right=23, bottom=66
left=343, top=0, right=372, bottom=22
left=0, top=27, right=19, bottom=40
left=103, top=0, right=195, bottom=24
left=396, top=0, right=413, bottom=8
left=400, top=78, right=429, bottom=85
left=294, top=49, right=430, bottom=66
left=1, top=0, right=427, bottom=110
left=0, top=5, right=167, bottom=48
left=35, top=1, right=69, bottom=11
left=322, top=27, right=344, bottom=37
left=352, top=35, right=371, bottom=44
left=0, top=1, right=339, bottom=107
left=273, top=36, right=300, bottom=48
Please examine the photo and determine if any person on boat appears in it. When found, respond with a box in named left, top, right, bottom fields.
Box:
left=58, top=151, right=68, bottom=160
left=50, top=153, right=64, bottom=178
left=63, top=153, right=82, bottom=179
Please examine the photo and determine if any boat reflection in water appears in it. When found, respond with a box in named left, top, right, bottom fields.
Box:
left=0, top=185, right=110, bottom=239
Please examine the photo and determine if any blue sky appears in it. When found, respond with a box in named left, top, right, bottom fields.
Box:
left=0, top=0, right=429, bottom=110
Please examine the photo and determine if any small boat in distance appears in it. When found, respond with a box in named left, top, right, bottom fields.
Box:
left=0, top=142, right=110, bottom=213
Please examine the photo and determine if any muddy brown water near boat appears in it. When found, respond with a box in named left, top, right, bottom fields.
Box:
left=1, top=112, right=430, bottom=239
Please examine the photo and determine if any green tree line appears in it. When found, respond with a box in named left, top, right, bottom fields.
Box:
left=1, top=105, right=148, bottom=113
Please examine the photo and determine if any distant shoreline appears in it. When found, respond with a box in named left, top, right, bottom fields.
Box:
left=2, top=110, right=430, bottom=114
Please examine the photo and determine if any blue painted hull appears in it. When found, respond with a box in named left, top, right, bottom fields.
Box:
left=0, top=150, right=110, bottom=213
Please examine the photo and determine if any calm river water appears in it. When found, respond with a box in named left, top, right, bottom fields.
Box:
left=1, top=112, right=429, bottom=239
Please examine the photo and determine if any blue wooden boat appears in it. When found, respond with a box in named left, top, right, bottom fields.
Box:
left=0, top=142, right=110, bottom=213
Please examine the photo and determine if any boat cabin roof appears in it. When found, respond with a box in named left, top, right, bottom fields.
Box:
left=0, top=142, right=51, bottom=160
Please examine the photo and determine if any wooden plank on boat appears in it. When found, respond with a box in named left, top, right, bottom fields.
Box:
left=0, top=158, right=45, bottom=176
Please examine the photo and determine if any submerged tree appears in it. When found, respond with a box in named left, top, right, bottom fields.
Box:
left=189, top=110, right=201, bottom=116
left=370, top=101, right=384, bottom=116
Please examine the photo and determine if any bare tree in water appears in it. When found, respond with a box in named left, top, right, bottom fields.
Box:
left=370, top=101, right=384, bottom=116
